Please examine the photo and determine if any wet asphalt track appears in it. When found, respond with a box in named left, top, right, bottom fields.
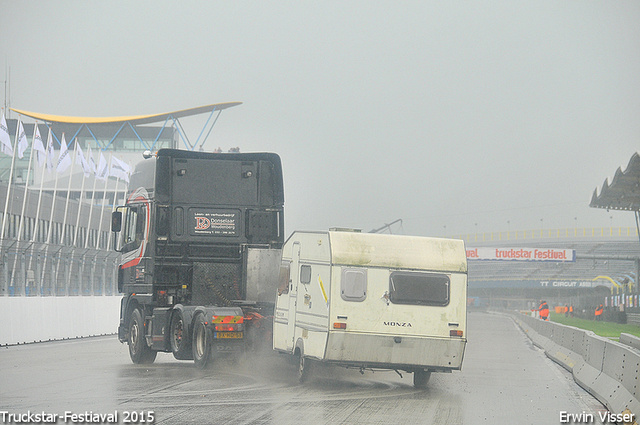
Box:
left=0, top=311, right=606, bottom=424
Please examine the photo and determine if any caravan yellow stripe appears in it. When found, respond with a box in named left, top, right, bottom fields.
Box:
left=10, top=102, right=242, bottom=125
left=318, top=275, right=328, bottom=304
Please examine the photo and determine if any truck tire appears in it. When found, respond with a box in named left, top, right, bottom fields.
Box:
left=128, top=309, right=157, bottom=364
left=192, top=313, right=212, bottom=369
left=296, top=346, right=313, bottom=383
left=413, top=369, right=431, bottom=389
left=170, top=310, right=193, bottom=360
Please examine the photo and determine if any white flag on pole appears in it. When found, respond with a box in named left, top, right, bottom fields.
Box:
left=87, top=146, right=97, bottom=175
left=56, top=134, right=72, bottom=174
left=17, top=120, right=28, bottom=159
left=96, top=152, right=108, bottom=181
left=75, top=141, right=92, bottom=177
left=46, top=128, right=55, bottom=172
left=110, top=156, right=130, bottom=183
left=0, top=112, right=12, bottom=156
left=32, top=125, right=46, bottom=166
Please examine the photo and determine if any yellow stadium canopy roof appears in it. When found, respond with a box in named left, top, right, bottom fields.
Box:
left=10, top=102, right=242, bottom=125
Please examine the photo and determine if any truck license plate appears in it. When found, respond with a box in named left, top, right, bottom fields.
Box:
left=215, top=332, right=243, bottom=339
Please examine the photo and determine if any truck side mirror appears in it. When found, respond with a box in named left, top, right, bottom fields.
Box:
left=112, top=211, right=122, bottom=233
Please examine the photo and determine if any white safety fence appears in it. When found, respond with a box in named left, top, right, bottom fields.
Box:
left=1, top=241, right=121, bottom=297
left=0, top=295, right=121, bottom=346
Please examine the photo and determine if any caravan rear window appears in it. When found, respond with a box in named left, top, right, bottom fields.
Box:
left=389, top=272, right=450, bottom=306
left=341, top=268, right=367, bottom=302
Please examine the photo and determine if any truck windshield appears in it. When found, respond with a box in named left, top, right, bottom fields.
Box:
left=389, top=272, right=449, bottom=306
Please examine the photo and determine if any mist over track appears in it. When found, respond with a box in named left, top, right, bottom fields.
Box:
left=0, top=311, right=606, bottom=424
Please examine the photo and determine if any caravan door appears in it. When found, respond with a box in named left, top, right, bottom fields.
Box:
left=285, top=242, right=301, bottom=351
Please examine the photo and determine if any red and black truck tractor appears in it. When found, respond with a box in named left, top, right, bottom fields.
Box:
left=112, top=149, right=284, bottom=367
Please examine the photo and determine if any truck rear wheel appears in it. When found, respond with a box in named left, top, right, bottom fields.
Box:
left=128, top=309, right=157, bottom=364
left=170, top=310, right=193, bottom=360
left=192, top=314, right=212, bottom=369
left=413, top=369, right=431, bottom=389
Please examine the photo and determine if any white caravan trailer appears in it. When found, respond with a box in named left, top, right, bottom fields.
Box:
left=273, top=229, right=467, bottom=388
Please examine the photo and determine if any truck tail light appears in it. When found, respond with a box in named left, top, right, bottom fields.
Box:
left=333, top=322, right=347, bottom=330
left=450, top=330, right=463, bottom=337
left=212, top=315, right=244, bottom=332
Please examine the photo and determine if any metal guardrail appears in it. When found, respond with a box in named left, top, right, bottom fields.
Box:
left=0, top=240, right=120, bottom=296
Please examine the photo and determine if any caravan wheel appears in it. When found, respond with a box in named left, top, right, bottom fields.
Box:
left=296, top=347, right=314, bottom=383
left=413, top=370, right=431, bottom=389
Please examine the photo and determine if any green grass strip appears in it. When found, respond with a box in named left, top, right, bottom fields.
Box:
left=549, top=312, right=640, bottom=339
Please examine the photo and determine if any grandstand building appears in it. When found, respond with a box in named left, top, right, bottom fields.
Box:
left=0, top=103, right=240, bottom=297
left=463, top=230, right=640, bottom=324
left=458, top=150, right=640, bottom=326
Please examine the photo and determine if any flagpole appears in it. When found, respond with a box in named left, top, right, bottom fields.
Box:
left=1, top=119, right=18, bottom=296
left=58, top=139, right=78, bottom=295
left=106, top=157, right=121, bottom=252
left=83, top=155, right=98, bottom=249
left=12, top=123, right=37, bottom=294
left=70, top=139, right=89, bottom=296
left=95, top=153, right=111, bottom=295
left=44, top=153, right=60, bottom=245
left=95, top=153, right=111, bottom=251
left=3, top=119, right=28, bottom=248
left=32, top=126, right=52, bottom=243
left=16, top=124, right=36, bottom=243
left=72, top=139, right=88, bottom=248
left=40, top=139, right=64, bottom=295
left=31, top=126, right=51, bottom=296
left=1, top=118, right=20, bottom=243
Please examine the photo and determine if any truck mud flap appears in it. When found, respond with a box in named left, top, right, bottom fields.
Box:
left=212, top=341, right=245, bottom=353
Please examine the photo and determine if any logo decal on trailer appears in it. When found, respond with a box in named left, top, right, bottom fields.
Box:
left=195, top=216, right=211, bottom=230
left=191, top=210, right=238, bottom=236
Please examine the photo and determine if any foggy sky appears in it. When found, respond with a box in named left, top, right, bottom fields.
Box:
left=1, top=1, right=639, bottom=238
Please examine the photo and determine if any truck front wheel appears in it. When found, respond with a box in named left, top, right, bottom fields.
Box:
left=170, top=310, right=193, bottom=360
left=128, top=309, right=157, bottom=364
left=192, top=314, right=212, bottom=369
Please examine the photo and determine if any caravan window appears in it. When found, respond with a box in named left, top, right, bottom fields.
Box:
left=341, top=268, right=367, bottom=302
left=389, top=272, right=450, bottom=306
left=300, top=265, right=312, bottom=285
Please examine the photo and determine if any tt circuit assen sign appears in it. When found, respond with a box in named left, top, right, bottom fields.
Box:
left=466, top=247, right=576, bottom=262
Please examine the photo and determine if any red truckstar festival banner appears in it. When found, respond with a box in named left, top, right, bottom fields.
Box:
left=466, top=247, right=576, bottom=262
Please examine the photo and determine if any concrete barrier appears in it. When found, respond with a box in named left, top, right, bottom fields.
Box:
left=511, top=312, right=640, bottom=420
left=0, top=296, right=121, bottom=346
left=621, top=333, right=640, bottom=351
